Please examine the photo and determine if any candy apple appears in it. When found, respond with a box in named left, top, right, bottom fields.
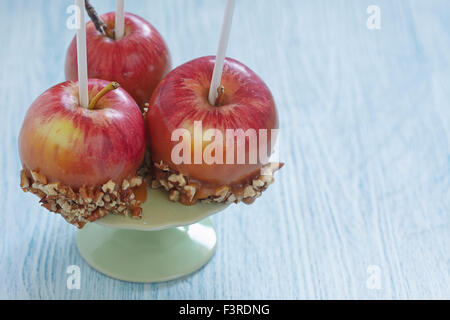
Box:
left=19, top=79, right=146, bottom=189
left=147, top=56, right=280, bottom=205
left=65, top=11, right=171, bottom=107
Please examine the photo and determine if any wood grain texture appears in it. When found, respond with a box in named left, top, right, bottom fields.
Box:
left=0, top=0, right=449, bottom=299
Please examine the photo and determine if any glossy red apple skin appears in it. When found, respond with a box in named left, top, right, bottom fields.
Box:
left=19, top=79, right=146, bottom=189
left=65, top=12, right=171, bottom=107
left=147, top=56, right=278, bottom=188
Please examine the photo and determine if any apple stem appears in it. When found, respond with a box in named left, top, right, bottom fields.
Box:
left=208, top=0, right=236, bottom=106
left=85, top=0, right=114, bottom=38
left=85, top=0, right=106, bottom=35
left=88, top=82, right=120, bottom=110
left=214, top=85, right=225, bottom=106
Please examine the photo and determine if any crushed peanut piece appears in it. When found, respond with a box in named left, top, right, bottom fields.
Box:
left=168, top=173, right=186, bottom=187
left=20, top=171, right=30, bottom=189
left=102, top=180, right=116, bottom=193
left=31, top=171, right=47, bottom=185
left=169, top=190, right=180, bottom=202
left=122, top=179, right=130, bottom=190
left=184, top=185, right=197, bottom=202
left=130, top=176, right=143, bottom=188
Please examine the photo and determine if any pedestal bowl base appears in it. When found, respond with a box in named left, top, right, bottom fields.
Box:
left=77, top=218, right=217, bottom=283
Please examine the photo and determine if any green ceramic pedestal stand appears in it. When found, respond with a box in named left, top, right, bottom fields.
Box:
left=77, top=188, right=229, bottom=283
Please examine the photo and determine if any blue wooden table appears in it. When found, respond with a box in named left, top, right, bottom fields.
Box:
left=0, top=0, right=448, bottom=299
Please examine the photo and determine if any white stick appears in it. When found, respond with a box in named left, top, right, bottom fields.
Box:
left=76, top=0, right=89, bottom=108
left=115, top=0, right=125, bottom=40
left=208, top=0, right=236, bottom=105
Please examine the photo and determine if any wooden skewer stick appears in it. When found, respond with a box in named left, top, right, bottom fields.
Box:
left=115, top=0, right=125, bottom=40
left=208, top=0, right=236, bottom=106
left=76, top=0, right=89, bottom=108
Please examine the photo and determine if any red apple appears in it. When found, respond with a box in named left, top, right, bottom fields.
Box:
left=147, top=56, right=278, bottom=201
left=19, top=79, right=146, bottom=189
left=65, top=12, right=171, bottom=107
